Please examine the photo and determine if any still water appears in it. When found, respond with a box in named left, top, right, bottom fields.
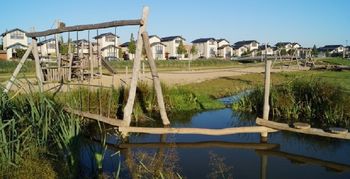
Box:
left=80, top=96, right=350, bottom=178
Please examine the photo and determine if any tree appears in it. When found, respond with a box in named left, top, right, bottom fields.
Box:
left=177, top=41, right=186, bottom=57
left=311, top=45, right=318, bottom=57
left=280, top=49, right=287, bottom=56
left=190, top=45, right=197, bottom=55
left=128, top=33, right=136, bottom=54
left=15, top=49, right=34, bottom=59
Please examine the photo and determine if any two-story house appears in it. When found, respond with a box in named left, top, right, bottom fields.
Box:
left=160, top=36, right=186, bottom=59
left=275, top=42, right=301, bottom=50
left=38, top=38, right=56, bottom=57
left=216, top=39, right=233, bottom=59
left=72, top=39, right=90, bottom=55
left=1, top=28, right=28, bottom=59
left=258, top=45, right=274, bottom=56
left=318, top=45, right=344, bottom=55
left=149, top=35, right=166, bottom=60
left=94, top=32, right=119, bottom=60
left=232, top=40, right=259, bottom=57
left=191, top=38, right=217, bottom=59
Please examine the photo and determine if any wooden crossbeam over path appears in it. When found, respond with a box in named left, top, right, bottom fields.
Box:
left=26, top=19, right=143, bottom=38
left=256, top=118, right=350, bottom=140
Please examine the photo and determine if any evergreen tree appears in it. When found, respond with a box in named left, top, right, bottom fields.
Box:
left=128, top=33, right=136, bottom=54
left=311, top=45, right=318, bottom=56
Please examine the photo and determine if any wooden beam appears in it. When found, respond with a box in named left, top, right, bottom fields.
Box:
left=142, top=31, right=170, bottom=126
left=118, top=126, right=277, bottom=136
left=3, top=45, right=33, bottom=93
left=256, top=118, right=350, bottom=140
left=32, top=38, right=44, bottom=92
left=119, top=141, right=280, bottom=150
left=64, top=107, right=126, bottom=127
left=26, top=19, right=143, bottom=37
left=256, top=150, right=350, bottom=172
left=123, top=6, right=149, bottom=126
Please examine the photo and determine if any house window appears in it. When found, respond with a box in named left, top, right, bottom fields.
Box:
left=10, top=31, right=24, bottom=39
left=251, top=42, right=257, bottom=47
left=210, top=48, right=216, bottom=57
left=155, top=45, right=163, bottom=54
left=105, top=36, right=115, bottom=42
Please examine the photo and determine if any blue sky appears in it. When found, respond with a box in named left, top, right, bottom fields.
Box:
left=1, top=0, right=349, bottom=47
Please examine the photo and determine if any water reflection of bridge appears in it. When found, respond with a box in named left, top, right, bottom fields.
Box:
left=98, top=136, right=350, bottom=178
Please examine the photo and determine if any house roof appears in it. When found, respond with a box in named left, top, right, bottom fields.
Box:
left=217, top=44, right=232, bottom=49
left=233, top=40, right=258, bottom=48
left=216, top=38, right=229, bottom=43
left=149, top=35, right=161, bottom=40
left=258, top=45, right=272, bottom=50
left=292, top=42, right=301, bottom=46
left=275, top=42, right=291, bottom=47
left=72, top=39, right=89, bottom=44
left=120, top=42, right=130, bottom=47
left=101, top=45, right=120, bottom=51
left=7, top=42, right=28, bottom=49
left=37, top=38, right=55, bottom=46
left=318, top=45, right=343, bottom=51
left=231, top=45, right=247, bottom=50
left=161, top=36, right=185, bottom=42
left=192, top=38, right=216, bottom=43
left=1, top=28, right=26, bottom=37
left=94, top=32, right=119, bottom=39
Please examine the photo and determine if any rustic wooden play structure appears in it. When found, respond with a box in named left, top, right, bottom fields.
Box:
left=4, top=6, right=350, bottom=141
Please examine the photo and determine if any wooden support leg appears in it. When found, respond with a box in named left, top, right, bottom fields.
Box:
left=260, top=154, right=268, bottom=179
left=142, top=31, right=170, bottom=126
left=123, top=6, right=149, bottom=127
left=3, top=45, right=33, bottom=93
left=261, top=60, right=272, bottom=140
left=32, top=38, right=44, bottom=92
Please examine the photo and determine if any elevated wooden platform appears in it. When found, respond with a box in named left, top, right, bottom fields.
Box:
left=256, top=118, right=350, bottom=140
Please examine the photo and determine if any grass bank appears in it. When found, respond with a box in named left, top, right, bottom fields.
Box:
left=233, top=79, right=350, bottom=130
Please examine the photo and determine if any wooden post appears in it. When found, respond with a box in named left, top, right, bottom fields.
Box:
left=89, top=42, right=93, bottom=79
left=142, top=31, right=170, bottom=126
left=142, top=60, right=145, bottom=79
left=260, top=154, right=268, bottom=179
left=55, top=20, right=62, bottom=80
left=32, top=38, right=44, bottom=92
left=261, top=57, right=272, bottom=139
left=125, top=66, right=128, bottom=78
left=123, top=6, right=149, bottom=126
left=3, top=45, right=33, bottom=93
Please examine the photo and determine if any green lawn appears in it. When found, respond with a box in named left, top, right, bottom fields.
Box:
left=315, top=57, right=350, bottom=66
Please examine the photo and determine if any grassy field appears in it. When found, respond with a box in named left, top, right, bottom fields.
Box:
left=183, top=70, right=350, bottom=98
left=316, top=57, right=350, bottom=66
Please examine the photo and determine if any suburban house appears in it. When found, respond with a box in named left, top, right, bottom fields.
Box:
left=275, top=42, right=301, bottom=50
left=72, top=39, right=90, bottom=55
left=191, top=38, right=217, bottom=59
left=149, top=35, right=166, bottom=60
left=258, top=45, right=274, bottom=56
left=1, top=28, right=28, bottom=59
left=38, top=38, right=56, bottom=57
left=318, top=45, right=344, bottom=54
left=160, top=36, right=186, bottom=59
left=232, top=40, right=259, bottom=57
left=94, top=32, right=119, bottom=60
left=216, top=39, right=232, bottom=59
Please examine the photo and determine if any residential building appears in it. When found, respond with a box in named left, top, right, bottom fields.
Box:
left=1, top=28, right=28, bottom=59
left=232, top=40, right=259, bottom=57
left=72, top=39, right=90, bottom=55
left=94, top=32, right=119, bottom=60
left=192, top=38, right=217, bottom=58
left=216, top=39, right=232, bottom=59
left=149, top=35, right=166, bottom=59
left=160, top=36, right=186, bottom=59
left=318, top=45, right=344, bottom=54
left=258, top=45, right=274, bottom=56
left=38, top=38, right=56, bottom=57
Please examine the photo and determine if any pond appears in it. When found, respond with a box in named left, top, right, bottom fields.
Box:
left=79, top=95, right=350, bottom=179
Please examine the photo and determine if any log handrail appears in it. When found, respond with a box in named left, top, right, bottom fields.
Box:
left=27, top=19, right=143, bottom=37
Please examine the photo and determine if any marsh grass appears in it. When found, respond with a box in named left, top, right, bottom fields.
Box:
left=234, top=79, right=350, bottom=129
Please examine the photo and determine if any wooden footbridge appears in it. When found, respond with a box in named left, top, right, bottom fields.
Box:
left=4, top=6, right=350, bottom=141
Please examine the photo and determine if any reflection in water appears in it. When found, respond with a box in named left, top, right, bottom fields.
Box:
left=77, top=95, right=350, bottom=178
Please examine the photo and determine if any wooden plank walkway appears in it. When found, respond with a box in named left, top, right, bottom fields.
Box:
left=64, top=107, right=126, bottom=126
left=119, top=141, right=279, bottom=150
left=118, top=126, right=277, bottom=136
left=256, top=118, right=350, bottom=140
